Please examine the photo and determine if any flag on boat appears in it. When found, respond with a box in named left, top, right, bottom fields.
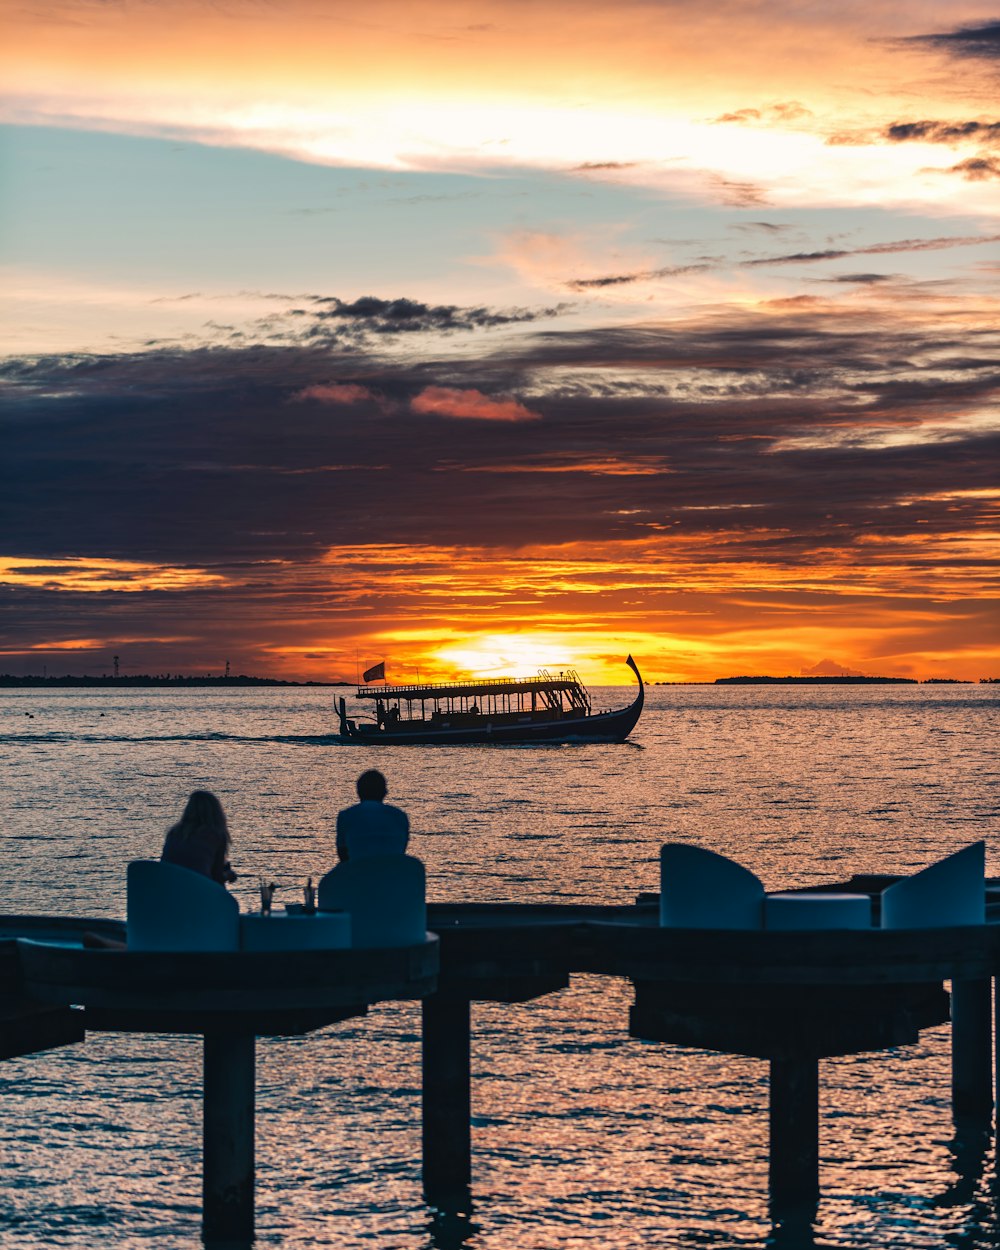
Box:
left=363, top=660, right=386, bottom=683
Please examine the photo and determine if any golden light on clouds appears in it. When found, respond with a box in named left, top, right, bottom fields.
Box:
left=0, top=557, right=227, bottom=593
left=4, top=535, right=995, bottom=681
left=5, top=0, right=998, bottom=216
left=0, top=636, right=191, bottom=656
left=254, top=539, right=998, bottom=683
left=8, top=94, right=995, bottom=219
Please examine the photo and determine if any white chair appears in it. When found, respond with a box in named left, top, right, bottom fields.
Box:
left=660, top=843, right=764, bottom=930
left=317, top=854, right=427, bottom=948
left=126, top=860, right=240, bottom=951
left=880, top=842, right=986, bottom=929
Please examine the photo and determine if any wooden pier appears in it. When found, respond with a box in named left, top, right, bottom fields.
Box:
left=0, top=939, right=84, bottom=1062
left=4, top=916, right=438, bottom=1244
left=421, top=901, right=999, bottom=1214
left=3, top=896, right=1000, bottom=1240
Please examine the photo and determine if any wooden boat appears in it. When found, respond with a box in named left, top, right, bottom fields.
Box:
left=336, top=655, right=643, bottom=745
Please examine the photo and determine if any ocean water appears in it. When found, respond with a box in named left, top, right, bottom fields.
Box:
left=1, top=683, right=998, bottom=1248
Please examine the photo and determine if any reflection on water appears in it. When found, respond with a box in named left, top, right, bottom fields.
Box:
left=1, top=684, right=998, bottom=1247
left=426, top=1191, right=479, bottom=1250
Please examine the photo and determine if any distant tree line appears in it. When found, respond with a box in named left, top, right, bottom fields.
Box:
left=716, top=676, right=920, bottom=685
left=0, top=674, right=347, bottom=688
left=715, top=676, right=989, bottom=685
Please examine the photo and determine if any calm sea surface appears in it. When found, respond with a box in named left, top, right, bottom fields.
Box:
left=1, top=684, right=998, bottom=1249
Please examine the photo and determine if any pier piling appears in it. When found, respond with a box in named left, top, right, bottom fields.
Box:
left=422, top=996, right=472, bottom=1198
left=951, top=978, right=993, bottom=1120
left=768, top=1057, right=820, bottom=1213
left=203, top=1031, right=256, bottom=1244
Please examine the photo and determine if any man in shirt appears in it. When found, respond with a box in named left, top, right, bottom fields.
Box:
left=336, top=769, right=410, bottom=861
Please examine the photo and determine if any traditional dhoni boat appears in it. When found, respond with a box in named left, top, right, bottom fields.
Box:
left=335, top=655, right=643, bottom=745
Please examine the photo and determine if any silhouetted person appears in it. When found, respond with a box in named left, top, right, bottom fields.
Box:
left=336, top=769, right=409, bottom=862
left=161, top=790, right=237, bottom=886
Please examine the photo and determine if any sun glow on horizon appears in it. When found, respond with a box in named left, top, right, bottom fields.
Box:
left=429, top=633, right=600, bottom=681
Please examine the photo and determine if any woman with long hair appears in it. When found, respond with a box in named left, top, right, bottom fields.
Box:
left=161, top=790, right=237, bottom=885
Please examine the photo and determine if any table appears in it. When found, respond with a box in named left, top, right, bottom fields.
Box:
left=239, top=911, right=351, bottom=951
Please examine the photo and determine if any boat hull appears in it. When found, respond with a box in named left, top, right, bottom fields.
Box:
left=337, top=666, right=644, bottom=745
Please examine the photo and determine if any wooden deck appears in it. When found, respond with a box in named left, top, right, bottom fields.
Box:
left=3, top=897, right=1000, bottom=1234
left=0, top=940, right=84, bottom=1062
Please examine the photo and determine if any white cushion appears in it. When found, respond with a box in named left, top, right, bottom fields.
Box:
left=127, top=860, right=239, bottom=951
left=765, top=892, right=871, bottom=930
left=317, top=854, right=426, bottom=948
left=660, top=843, right=764, bottom=930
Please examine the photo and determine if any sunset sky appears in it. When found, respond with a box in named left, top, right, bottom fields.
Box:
left=2, top=0, right=998, bottom=683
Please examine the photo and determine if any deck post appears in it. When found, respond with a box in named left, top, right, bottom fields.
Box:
left=768, top=1057, right=819, bottom=1213
left=951, top=978, right=992, bottom=1120
left=422, top=995, right=472, bottom=1199
left=203, top=1030, right=256, bottom=1244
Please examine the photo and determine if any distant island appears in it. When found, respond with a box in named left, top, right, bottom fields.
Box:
left=0, top=674, right=347, bottom=688
left=715, top=675, right=985, bottom=684
left=4, top=673, right=992, bottom=690
left=716, top=675, right=919, bottom=685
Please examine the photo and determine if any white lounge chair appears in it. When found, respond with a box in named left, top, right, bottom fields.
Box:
left=317, top=854, right=427, bottom=948
left=880, top=842, right=986, bottom=929
left=660, top=843, right=764, bottom=930
left=126, top=860, right=240, bottom=951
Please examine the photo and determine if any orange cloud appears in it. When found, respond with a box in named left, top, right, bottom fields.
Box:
left=294, top=383, right=375, bottom=404
left=410, top=386, right=540, bottom=422
left=0, top=557, right=227, bottom=593
left=7, top=536, right=996, bottom=683
left=453, top=457, right=665, bottom=475
left=0, top=636, right=190, bottom=655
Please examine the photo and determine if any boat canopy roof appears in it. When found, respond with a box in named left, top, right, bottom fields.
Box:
left=356, top=673, right=586, bottom=700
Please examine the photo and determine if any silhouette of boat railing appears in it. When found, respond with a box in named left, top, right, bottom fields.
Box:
left=356, top=670, right=589, bottom=699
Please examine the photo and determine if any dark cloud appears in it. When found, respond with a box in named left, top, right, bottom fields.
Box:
left=566, top=264, right=709, bottom=291
left=904, top=21, right=1000, bottom=61
left=731, top=222, right=795, bottom=234
left=307, top=295, right=546, bottom=333
left=825, top=273, right=894, bottom=285
left=566, top=231, right=1000, bottom=290
left=745, top=249, right=847, bottom=266
left=885, top=119, right=1000, bottom=144
left=947, top=156, right=1000, bottom=180
left=710, top=176, right=769, bottom=207
left=135, top=293, right=570, bottom=353
left=4, top=297, right=997, bottom=672
left=4, top=303, right=998, bottom=574
left=570, top=161, right=639, bottom=172
left=745, top=233, right=1000, bottom=267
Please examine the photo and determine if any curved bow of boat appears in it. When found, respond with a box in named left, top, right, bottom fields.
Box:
left=625, top=653, right=644, bottom=712
left=596, top=654, right=642, bottom=741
